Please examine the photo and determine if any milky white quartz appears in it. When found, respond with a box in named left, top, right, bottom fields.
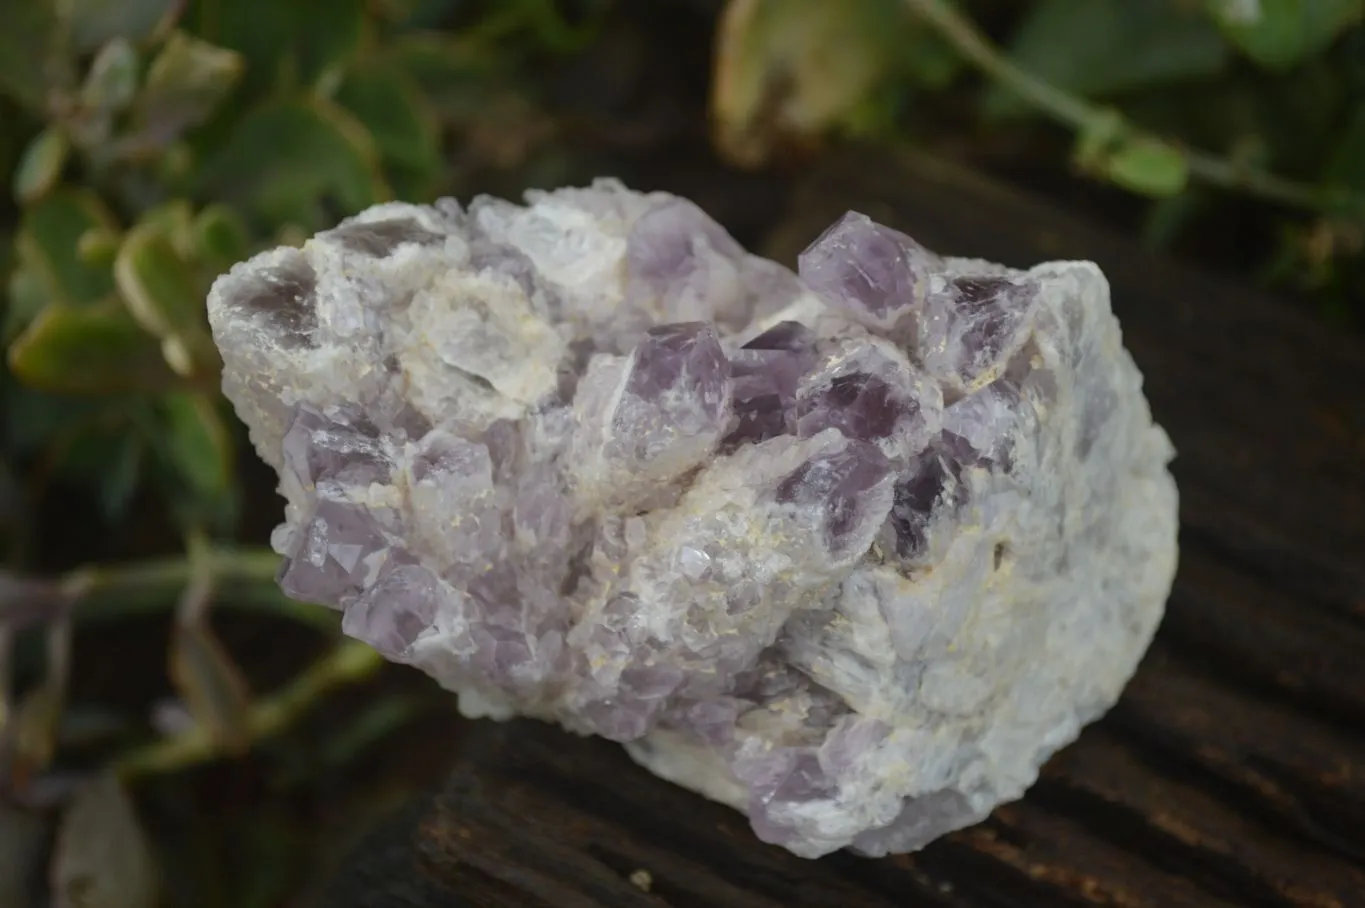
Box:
left=206, top=179, right=1178, bottom=858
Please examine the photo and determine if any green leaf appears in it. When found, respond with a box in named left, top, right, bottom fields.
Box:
left=1326, top=104, right=1365, bottom=217
left=155, top=392, right=235, bottom=522
left=16, top=189, right=119, bottom=307
left=63, top=0, right=179, bottom=52
left=77, top=227, right=122, bottom=268
left=199, top=97, right=388, bottom=229
left=50, top=773, right=161, bottom=908
left=191, top=0, right=366, bottom=94
left=1104, top=137, right=1191, bottom=198
left=382, top=34, right=508, bottom=122
left=168, top=621, right=252, bottom=753
left=113, top=217, right=218, bottom=376
left=80, top=37, right=140, bottom=114
left=712, top=0, right=915, bottom=166
left=0, top=0, right=71, bottom=113
left=3, top=266, right=49, bottom=345
left=192, top=204, right=250, bottom=272
left=335, top=62, right=442, bottom=200
left=8, top=301, right=178, bottom=395
left=13, top=127, right=69, bottom=204
left=98, top=430, right=145, bottom=521
left=989, top=0, right=1229, bottom=118
left=1207, top=0, right=1363, bottom=70
left=134, top=31, right=244, bottom=143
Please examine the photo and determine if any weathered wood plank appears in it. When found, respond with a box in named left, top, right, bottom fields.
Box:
left=320, top=146, right=1365, bottom=908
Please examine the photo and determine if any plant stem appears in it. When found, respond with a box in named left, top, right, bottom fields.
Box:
left=901, top=0, right=1341, bottom=213
left=63, top=547, right=336, bottom=631
left=114, top=638, right=384, bottom=781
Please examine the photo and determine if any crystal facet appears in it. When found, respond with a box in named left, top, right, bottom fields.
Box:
left=208, top=180, right=1178, bottom=859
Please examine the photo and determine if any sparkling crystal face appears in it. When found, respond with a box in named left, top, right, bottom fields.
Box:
left=796, top=211, right=936, bottom=324
left=328, top=217, right=445, bottom=257
left=208, top=185, right=1178, bottom=860
left=222, top=251, right=319, bottom=346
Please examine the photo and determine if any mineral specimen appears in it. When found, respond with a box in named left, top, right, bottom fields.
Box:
left=206, top=180, right=1179, bottom=858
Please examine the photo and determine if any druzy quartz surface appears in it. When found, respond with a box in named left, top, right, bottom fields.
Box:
left=206, top=180, right=1178, bottom=858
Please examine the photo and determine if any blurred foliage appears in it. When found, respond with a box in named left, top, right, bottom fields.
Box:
left=715, top=0, right=1365, bottom=321
left=0, top=0, right=1360, bottom=903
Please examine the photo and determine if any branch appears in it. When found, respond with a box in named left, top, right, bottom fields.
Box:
left=113, top=638, right=384, bottom=781
left=901, top=0, right=1351, bottom=214
left=1, top=547, right=336, bottom=632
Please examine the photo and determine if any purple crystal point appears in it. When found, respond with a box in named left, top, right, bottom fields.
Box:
left=777, top=438, right=895, bottom=559
left=745, top=748, right=836, bottom=846
left=883, top=446, right=966, bottom=563
left=609, top=322, right=732, bottom=473
left=726, top=321, right=818, bottom=446
left=277, top=496, right=390, bottom=606
left=795, top=342, right=943, bottom=462
left=281, top=405, right=390, bottom=493
left=626, top=199, right=747, bottom=324
left=920, top=275, right=1041, bottom=390
left=341, top=556, right=448, bottom=660
left=797, top=211, right=937, bottom=326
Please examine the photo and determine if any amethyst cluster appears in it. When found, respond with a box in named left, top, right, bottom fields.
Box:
left=206, top=180, right=1178, bottom=858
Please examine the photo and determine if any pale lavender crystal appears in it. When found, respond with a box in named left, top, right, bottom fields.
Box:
left=726, top=321, right=817, bottom=446
left=626, top=199, right=745, bottom=323
left=207, top=181, right=1178, bottom=860
left=571, top=321, right=732, bottom=508
left=794, top=340, right=943, bottom=462
left=918, top=276, right=1041, bottom=391
left=341, top=557, right=447, bottom=660
left=776, top=440, right=894, bottom=558
left=797, top=211, right=938, bottom=327
left=277, top=496, right=389, bottom=606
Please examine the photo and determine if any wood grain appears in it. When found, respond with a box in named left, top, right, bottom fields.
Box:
left=320, top=146, right=1365, bottom=908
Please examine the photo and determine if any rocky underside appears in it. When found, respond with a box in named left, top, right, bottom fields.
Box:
left=206, top=180, right=1178, bottom=858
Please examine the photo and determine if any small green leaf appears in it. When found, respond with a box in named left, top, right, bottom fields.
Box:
left=98, top=431, right=145, bottom=521
left=3, top=265, right=49, bottom=344
left=1325, top=104, right=1365, bottom=217
left=113, top=217, right=218, bottom=376
left=199, top=97, right=388, bottom=229
left=192, top=204, right=250, bottom=272
left=76, top=227, right=121, bottom=268
left=13, top=127, right=69, bottom=204
left=168, top=621, right=252, bottom=754
left=1073, top=107, right=1127, bottom=170
left=135, top=31, right=245, bottom=143
left=1207, top=0, right=1363, bottom=70
left=16, top=189, right=118, bottom=306
left=1104, top=137, right=1191, bottom=198
left=712, top=0, right=915, bottom=166
left=8, top=301, right=178, bottom=395
left=192, top=0, right=365, bottom=93
left=383, top=34, right=507, bottom=121
left=51, top=773, right=161, bottom=908
left=156, top=392, right=235, bottom=519
left=0, top=0, right=71, bottom=113
left=80, top=37, right=140, bottom=114
left=989, top=0, right=1229, bottom=118
left=335, top=62, right=443, bottom=199
left=63, top=0, right=179, bottom=52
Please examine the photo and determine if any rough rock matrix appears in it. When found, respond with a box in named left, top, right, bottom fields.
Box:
left=206, top=180, right=1178, bottom=858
